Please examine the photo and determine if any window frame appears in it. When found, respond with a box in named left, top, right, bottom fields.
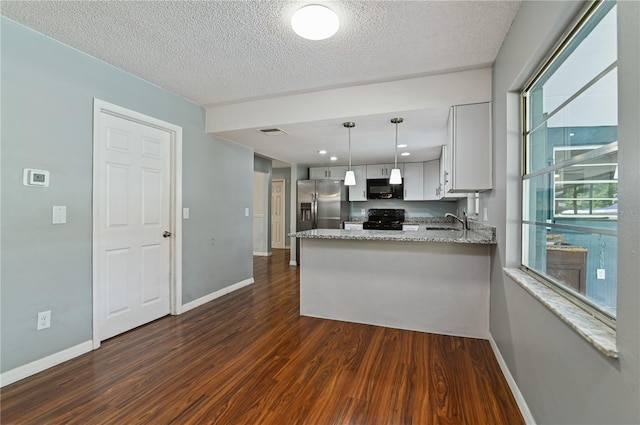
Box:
left=520, top=0, right=618, bottom=328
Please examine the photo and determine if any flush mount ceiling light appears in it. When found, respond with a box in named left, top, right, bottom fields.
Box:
left=343, top=122, right=356, bottom=186
left=330, top=156, right=338, bottom=161
left=318, top=150, right=327, bottom=155
left=389, top=118, right=403, bottom=185
left=291, top=5, right=339, bottom=40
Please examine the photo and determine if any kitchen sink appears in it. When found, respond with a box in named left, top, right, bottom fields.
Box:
left=425, top=226, right=462, bottom=231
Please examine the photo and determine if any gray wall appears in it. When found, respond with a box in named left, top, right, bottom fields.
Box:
left=483, top=1, right=640, bottom=424
left=1, top=18, right=254, bottom=372
left=272, top=167, right=292, bottom=248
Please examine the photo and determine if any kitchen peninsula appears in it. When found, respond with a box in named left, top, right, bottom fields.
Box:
left=291, top=219, right=496, bottom=339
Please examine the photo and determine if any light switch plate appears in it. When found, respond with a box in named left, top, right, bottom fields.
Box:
left=52, top=206, right=66, bottom=224
left=183, top=208, right=190, bottom=219
left=245, top=207, right=250, bottom=217
left=597, top=269, right=606, bottom=280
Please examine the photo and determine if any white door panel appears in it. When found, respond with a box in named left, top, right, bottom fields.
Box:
left=96, top=112, right=171, bottom=341
left=271, top=179, right=286, bottom=249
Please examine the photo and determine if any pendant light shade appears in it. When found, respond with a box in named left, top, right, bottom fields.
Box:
left=389, top=118, right=403, bottom=185
left=343, top=122, right=356, bottom=186
left=389, top=168, right=402, bottom=184
left=344, top=170, right=356, bottom=186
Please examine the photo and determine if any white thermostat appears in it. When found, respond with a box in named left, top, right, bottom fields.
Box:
left=23, top=169, right=50, bottom=187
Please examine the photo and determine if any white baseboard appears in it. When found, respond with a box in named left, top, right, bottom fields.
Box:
left=1, top=340, right=93, bottom=388
left=489, top=335, right=536, bottom=425
left=289, top=261, right=298, bottom=266
left=253, top=251, right=272, bottom=256
left=181, top=278, right=254, bottom=313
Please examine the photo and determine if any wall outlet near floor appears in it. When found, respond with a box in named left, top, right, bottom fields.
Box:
left=37, top=310, right=51, bottom=330
left=597, top=269, right=606, bottom=280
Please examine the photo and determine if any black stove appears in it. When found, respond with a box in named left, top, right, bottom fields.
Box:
left=363, top=208, right=405, bottom=230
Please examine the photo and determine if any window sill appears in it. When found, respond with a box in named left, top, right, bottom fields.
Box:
left=503, top=268, right=618, bottom=358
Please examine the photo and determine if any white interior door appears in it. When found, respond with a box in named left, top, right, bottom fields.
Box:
left=95, top=112, right=171, bottom=341
left=271, top=179, right=286, bottom=249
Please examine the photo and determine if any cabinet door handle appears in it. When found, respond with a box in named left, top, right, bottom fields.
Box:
left=404, top=189, right=407, bottom=198
left=363, top=190, right=366, bottom=198
left=325, top=170, right=328, bottom=178
left=328, top=170, right=332, bottom=178
left=381, top=167, right=384, bottom=176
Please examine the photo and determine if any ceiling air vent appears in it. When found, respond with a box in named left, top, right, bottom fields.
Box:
left=257, top=127, right=288, bottom=136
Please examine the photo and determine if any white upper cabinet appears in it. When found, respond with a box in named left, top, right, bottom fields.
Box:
left=402, top=163, right=423, bottom=201
left=309, top=166, right=348, bottom=180
left=348, top=165, right=367, bottom=201
left=423, top=160, right=440, bottom=201
left=447, top=102, right=492, bottom=192
left=439, top=145, right=466, bottom=200
left=366, top=163, right=403, bottom=179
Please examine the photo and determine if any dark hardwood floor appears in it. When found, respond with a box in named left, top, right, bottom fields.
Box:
left=1, top=249, right=524, bottom=424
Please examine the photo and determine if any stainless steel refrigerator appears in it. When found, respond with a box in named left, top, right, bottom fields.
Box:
left=296, top=179, right=349, bottom=263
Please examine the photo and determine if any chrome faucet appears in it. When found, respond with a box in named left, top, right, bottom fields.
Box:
left=445, top=211, right=468, bottom=230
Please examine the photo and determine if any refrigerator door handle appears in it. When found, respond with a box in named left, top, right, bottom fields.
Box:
left=312, top=192, right=317, bottom=227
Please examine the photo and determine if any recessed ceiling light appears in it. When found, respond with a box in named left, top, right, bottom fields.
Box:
left=291, top=5, right=339, bottom=40
left=330, top=156, right=338, bottom=161
left=397, top=144, right=408, bottom=148
left=401, top=152, right=411, bottom=156
left=318, top=150, right=327, bottom=155
left=569, top=132, right=575, bottom=136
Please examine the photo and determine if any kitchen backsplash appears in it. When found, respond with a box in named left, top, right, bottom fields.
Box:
left=350, top=200, right=457, bottom=219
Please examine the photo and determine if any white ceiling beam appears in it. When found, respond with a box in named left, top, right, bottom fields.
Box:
left=206, top=68, right=492, bottom=133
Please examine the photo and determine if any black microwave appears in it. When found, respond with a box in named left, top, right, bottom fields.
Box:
left=366, top=178, right=404, bottom=199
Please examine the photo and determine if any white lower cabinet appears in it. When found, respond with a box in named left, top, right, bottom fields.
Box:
left=344, top=222, right=364, bottom=230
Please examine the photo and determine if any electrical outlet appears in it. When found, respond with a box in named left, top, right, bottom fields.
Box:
left=37, top=310, right=51, bottom=330
left=597, top=269, right=606, bottom=280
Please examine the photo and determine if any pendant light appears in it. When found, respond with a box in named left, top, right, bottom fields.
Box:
left=389, top=118, right=403, bottom=184
left=343, top=122, right=356, bottom=186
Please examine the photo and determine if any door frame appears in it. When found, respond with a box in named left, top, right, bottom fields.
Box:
left=92, top=99, right=183, bottom=349
left=271, top=178, right=286, bottom=249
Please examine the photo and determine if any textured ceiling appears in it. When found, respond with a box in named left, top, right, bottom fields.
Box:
left=2, top=0, right=520, bottom=108
left=2, top=1, right=519, bottom=106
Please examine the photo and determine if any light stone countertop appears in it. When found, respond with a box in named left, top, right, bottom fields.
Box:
left=291, top=223, right=496, bottom=245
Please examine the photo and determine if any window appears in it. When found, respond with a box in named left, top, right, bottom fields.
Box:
left=522, top=0, right=618, bottom=321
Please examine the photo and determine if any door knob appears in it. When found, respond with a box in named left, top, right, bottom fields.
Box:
left=163, top=231, right=172, bottom=238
